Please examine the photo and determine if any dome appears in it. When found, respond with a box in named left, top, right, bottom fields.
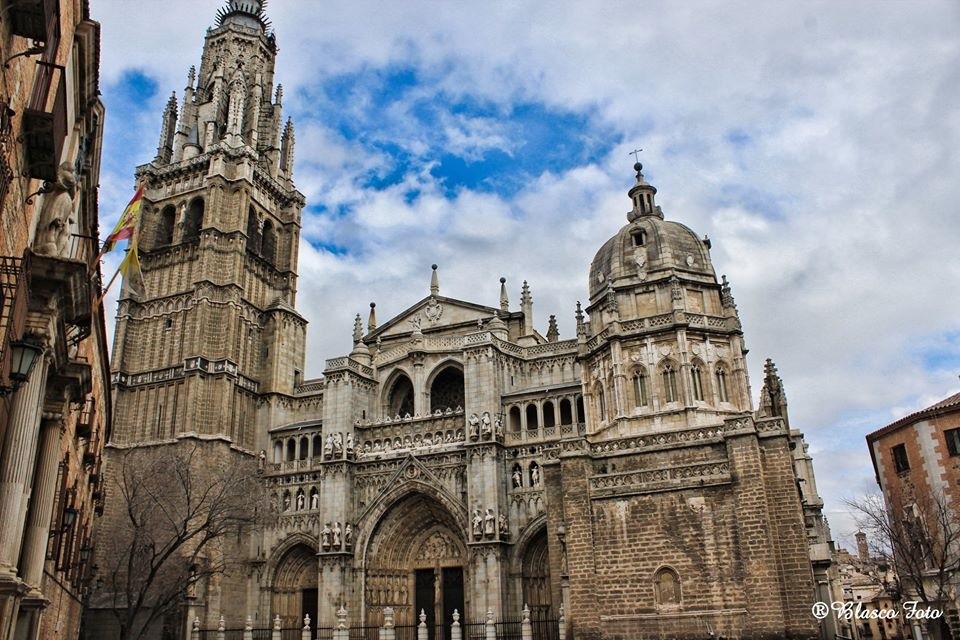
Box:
left=588, top=165, right=715, bottom=302
left=216, top=0, right=272, bottom=31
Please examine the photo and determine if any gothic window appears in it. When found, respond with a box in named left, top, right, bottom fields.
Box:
left=273, top=441, right=282, bottom=463
left=891, top=444, right=910, bottom=473
left=387, top=373, right=415, bottom=417
left=543, top=400, right=556, bottom=428
left=262, top=219, right=277, bottom=265
left=157, top=205, right=175, bottom=246
left=246, top=207, right=261, bottom=254
left=597, top=387, right=606, bottom=421
left=654, top=567, right=681, bottom=606
left=662, top=364, right=679, bottom=403
left=633, top=369, right=649, bottom=407
left=429, top=366, right=464, bottom=413
left=182, top=198, right=204, bottom=243
left=576, top=395, right=585, bottom=424
left=285, top=439, right=295, bottom=462
left=715, top=365, right=729, bottom=403
left=690, top=362, right=704, bottom=401
left=509, top=406, right=522, bottom=433
left=312, top=434, right=322, bottom=459
left=559, top=398, right=573, bottom=425
left=298, top=436, right=308, bottom=460
left=526, top=404, right=539, bottom=431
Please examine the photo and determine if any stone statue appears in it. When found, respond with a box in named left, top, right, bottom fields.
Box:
left=283, top=494, right=291, bottom=511
left=321, top=523, right=332, bottom=549
left=346, top=432, right=355, bottom=457
left=296, top=492, right=304, bottom=510
left=498, top=512, right=509, bottom=537
left=332, top=433, right=343, bottom=457
left=512, top=468, right=523, bottom=488
left=484, top=508, right=495, bottom=537
left=344, top=523, right=353, bottom=548
left=468, top=413, right=480, bottom=440
left=494, top=416, right=504, bottom=439
left=258, top=449, right=266, bottom=470
left=332, top=521, right=342, bottom=548
left=323, top=434, right=333, bottom=458
left=34, top=162, right=77, bottom=257
left=472, top=509, right=483, bottom=537
left=311, top=492, right=319, bottom=510
left=531, top=463, right=541, bottom=486
left=480, top=412, right=492, bottom=439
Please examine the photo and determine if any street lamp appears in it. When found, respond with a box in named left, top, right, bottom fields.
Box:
left=62, top=506, right=77, bottom=530
left=0, top=341, right=43, bottom=396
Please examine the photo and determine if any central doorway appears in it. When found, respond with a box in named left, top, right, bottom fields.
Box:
left=413, top=568, right=464, bottom=640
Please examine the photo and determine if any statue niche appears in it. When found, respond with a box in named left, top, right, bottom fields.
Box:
left=34, top=162, right=77, bottom=257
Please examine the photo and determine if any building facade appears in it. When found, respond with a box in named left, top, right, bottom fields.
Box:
left=92, top=2, right=830, bottom=639
left=867, top=393, right=960, bottom=640
left=0, top=1, right=109, bottom=640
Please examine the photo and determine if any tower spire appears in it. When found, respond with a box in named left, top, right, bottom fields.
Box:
left=626, top=162, right=661, bottom=222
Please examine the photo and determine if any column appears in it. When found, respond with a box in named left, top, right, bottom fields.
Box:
left=19, top=417, right=63, bottom=590
left=0, top=354, right=49, bottom=574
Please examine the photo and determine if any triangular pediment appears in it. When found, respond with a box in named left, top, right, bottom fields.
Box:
left=367, top=295, right=502, bottom=342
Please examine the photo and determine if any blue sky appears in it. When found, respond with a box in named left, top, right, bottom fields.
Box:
left=93, top=0, right=960, bottom=549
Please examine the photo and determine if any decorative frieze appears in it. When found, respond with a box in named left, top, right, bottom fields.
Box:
left=589, top=460, right=731, bottom=498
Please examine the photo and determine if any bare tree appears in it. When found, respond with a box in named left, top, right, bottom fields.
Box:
left=846, top=489, right=960, bottom=632
left=92, top=443, right=271, bottom=640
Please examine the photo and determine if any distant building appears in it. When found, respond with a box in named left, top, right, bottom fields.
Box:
left=0, top=2, right=109, bottom=640
left=867, top=392, right=960, bottom=640
left=89, top=2, right=833, bottom=639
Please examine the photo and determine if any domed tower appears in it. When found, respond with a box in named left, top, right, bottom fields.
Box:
left=582, top=163, right=751, bottom=434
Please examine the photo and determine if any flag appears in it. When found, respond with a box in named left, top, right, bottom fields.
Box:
left=104, top=184, right=144, bottom=252
left=118, top=232, right=146, bottom=298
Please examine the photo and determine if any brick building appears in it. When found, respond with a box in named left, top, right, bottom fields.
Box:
left=90, top=2, right=830, bottom=639
left=867, top=392, right=960, bottom=639
left=0, top=1, right=109, bottom=640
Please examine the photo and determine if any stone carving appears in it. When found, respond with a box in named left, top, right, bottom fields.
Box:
left=633, top=247, right=647, bottom=281
left=321, top=523, right=332, bottom=550
left=344, top=523, right=353, bottom=549
left=34, top=162, right=77, bottom=257
left=512, top=466, right=523, bottom=488
left=425, top=297, right=443, bottom=323
left=416, top=531, right=461, bottom=561
left=332, top=433, right=343, bottom=457
left=472, top=509, right=483, bottom=538
left=530, top=462, right=541, bottom=487
left=480, top=412, right=492, bottom=439
left=296, top=491, right=304, bottom=510
left=332, top=521, right=342, bottom=548
left=283, top=494, right=291, bottom=511
left=494, top=416, right=504, bottom=439
left=310, top=491, right=319, bottom=510
left=346, top=433, right=354, bottom=457
left=324, top=435, right=333, bottom=459
left=258, top=449, right=266, bottom=471
left=498, top=512, right=509, bottom=537
left=484, top=508, right=495, bottom=538
left=468, top=413, right=480, bottom=440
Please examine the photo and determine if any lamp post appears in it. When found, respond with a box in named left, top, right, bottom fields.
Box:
left=0, top=341, right=44, bottom=395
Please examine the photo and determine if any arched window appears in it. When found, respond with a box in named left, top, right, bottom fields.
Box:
left=430, top=366, right=465, bottom=413
left=285, top=439, right=295, bottom=462
left=387, top=373, right=414, bottom=417
left=576, top=395, right=585, bottom=424
left=525, top=404, right=539, bottom=431
left=654, top=567, right=681, bottom=606
left=597, top=387, right=606, bottom=421
left=559, top=398, right=573, bottom=425
left=543, top=401, right=556, bottom=428
left=690, top=362, right=704, bottom=401
left=633, top=369, right=649, bottom=407
left=156, top=205, right=175, bottom=247
left=246, top=207, right=262, bottom=254
left=262, top=219, right=277, bottom=265
left=662, top=363, right=679, bottom=404
left=509, top=406, right=522, bottom=433
left=715, top=365, right=729, bottom=403
left=312, top=434, right=323, bottom=458
left=273, top=441, right=282, bottom=463
left=183, top=198, right=204, bottom=242
left=299, top=436, right=309, bottom=460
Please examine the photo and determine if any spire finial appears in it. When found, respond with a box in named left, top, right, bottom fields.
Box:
left=626, top=159, right=660, bottom=222
left=547, top=315, right=559, bottom=343
left=353, top=314, right=363, bottom=344
left=368, top=302, right=377, bottom=332
left=499, top=277, right=509, bottom=312
left=430, top=264, right=439, bottom=296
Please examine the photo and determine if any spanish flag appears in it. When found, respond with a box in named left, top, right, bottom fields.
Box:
left=104, top=184, right=144, bottom=252
left=118, top=232, right=146, bottom=297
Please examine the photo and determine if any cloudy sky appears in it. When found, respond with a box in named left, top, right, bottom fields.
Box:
left=93, top=0, right=960, bottom=547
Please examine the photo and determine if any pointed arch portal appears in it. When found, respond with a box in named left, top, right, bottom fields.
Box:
left=364, top=492, right=466, bottom=636
left=271, top=543, right=318, bottom=631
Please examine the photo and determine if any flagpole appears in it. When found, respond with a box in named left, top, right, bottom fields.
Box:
left=96, top=264, right=123, bottom=307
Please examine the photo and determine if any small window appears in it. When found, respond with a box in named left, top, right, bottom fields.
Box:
left=164, top=318, right=173, bottom=330
left=632, top=230, right=647, bottom=246
left=662, top=365, right=678, bottom=403
left=715, top=367, right=729, bottom=403
left=654, top=567, right=681, bottom=606
left=633, top=371, right=649, bottom=407
left=945, top=429, right=960, bottom=457
left=891, top=444, right=910, bottom=473
left=690, top=365, right=704, bottom=401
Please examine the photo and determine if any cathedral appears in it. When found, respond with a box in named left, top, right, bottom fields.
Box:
left=91, top=2, right=833, bottom=639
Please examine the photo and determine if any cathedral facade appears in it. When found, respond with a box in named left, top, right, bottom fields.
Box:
left=93, top=2, right=827, bottom=639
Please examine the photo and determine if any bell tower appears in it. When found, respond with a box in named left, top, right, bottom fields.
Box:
left=110, top=0, right=306, bottom=449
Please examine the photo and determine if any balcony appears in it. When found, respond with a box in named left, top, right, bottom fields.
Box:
left=21, top=64, right=67, bottom=182
left=7, top=0, right=57, bottom=41
left=0, top=256, right=29, bottom=391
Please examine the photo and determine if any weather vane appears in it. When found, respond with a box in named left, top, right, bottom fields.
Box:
left=629, top=148, right=643, bottom=163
